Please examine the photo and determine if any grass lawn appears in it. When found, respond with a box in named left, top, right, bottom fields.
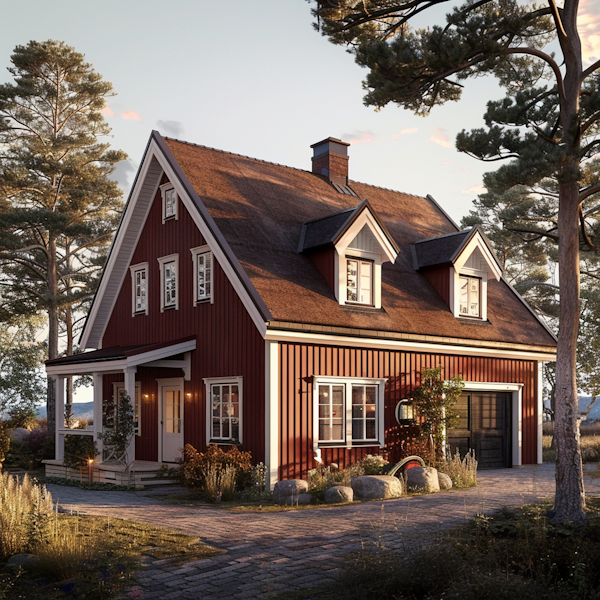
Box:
left=0, top=513, right=221, bottom=600
left=272, top=496, right=600, bottom=600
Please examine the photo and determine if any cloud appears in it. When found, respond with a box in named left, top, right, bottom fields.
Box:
left=121, top=110, right=143, bottom=121
left=110, top=159, right=136, bottom=189
left=461, top=184, right=487, bottom=194
left=100, top=105, right=115, bottom=117
left=430, top=134, right=452, bottom=148
left=341, top=131, right=374, bottom=145
left=579, top=0, right=600, bottom=62
left=390, top=127, right=418, bottom=140
left=456, top=167, right=472, bottom=174
left=156, top=120, right=185, bottom=137
left=441, top=160, right=450, bottom=166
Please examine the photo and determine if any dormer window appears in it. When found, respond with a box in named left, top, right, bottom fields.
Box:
left=412, top=226, right=503, bottom=323
left=346, top=258, right=373, bottom=305
left=160, top=183, right=178, bottom=222
left=459, top=275, right=480, bottom=318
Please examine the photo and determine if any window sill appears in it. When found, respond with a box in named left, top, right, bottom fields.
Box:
left=208, top=439, right=241, bottom=446
left=317, top=441, right=382, bottom=449
left=194, top=297, right=211, bottom=306
left=133, top=311, right=147, bottom=316
left=456, top=316, right=490, bottom=325
left=162, top=305, right=177, bottom=311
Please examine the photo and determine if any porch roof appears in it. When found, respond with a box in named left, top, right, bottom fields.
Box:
left=45, top=336, right=196, bottom=376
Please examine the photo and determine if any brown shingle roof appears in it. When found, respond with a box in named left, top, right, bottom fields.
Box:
left=162, top=137, right=556, bottom=349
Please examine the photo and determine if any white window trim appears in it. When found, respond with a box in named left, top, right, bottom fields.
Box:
left=312, top=376, right=386, bottom=450
left=190, top=245, right=214, bottom=305
left=204, top=376, right=243, bottom=445
left=344, top=254, right=375, bottom=306
left=157, top=254, right=179, bottom=312
left=160, top=182, right=178, bottom=223
left=129, top=262, right=149, bottom=316
left=113, top=381, right=142, bottom=436
left=450, top=266, right=488, bottom=321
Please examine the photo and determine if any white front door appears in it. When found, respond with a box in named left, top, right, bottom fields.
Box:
left=160, top=381, right=184, bottom=462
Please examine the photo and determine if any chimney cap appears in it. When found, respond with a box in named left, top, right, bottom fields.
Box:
left=310, top=136, right=350, bottom=149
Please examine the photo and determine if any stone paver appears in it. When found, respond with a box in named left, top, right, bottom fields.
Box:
left=45, top=464, right=600, bottom=600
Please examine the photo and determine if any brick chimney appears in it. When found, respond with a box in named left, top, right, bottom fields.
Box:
left=311, top=137, right=350, bottom=186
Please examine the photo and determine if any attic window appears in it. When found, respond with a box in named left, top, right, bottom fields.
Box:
left=459, top=275, right=481, bottom=317
left=160, top=183, right=178, bottom=222
left=346, top=258, right=373, bottom=305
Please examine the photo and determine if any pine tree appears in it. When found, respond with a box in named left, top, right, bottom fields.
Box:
left=311, top=0, right=600, bottom=522
left=0, top=40, right=126, bottom=442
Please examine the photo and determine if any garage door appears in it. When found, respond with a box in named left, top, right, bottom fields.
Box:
left=447, top=392, right=511, bottom=469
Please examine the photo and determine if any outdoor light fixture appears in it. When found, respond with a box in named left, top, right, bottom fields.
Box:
left=395, top=399, right=415, bottom=425
left=87, top=458, right=94, bottom=485
left=143, top=394, right=150, bottom=403
left=186, top=392, right=193, bottom=402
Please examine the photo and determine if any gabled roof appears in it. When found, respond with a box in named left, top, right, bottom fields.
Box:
left=80, top=132, right=556, bottom=351
left=298, top=198, right=400, bottom=258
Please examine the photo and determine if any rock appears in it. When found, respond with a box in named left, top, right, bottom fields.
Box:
left=273, top=479, right=309, bottom=505
left=6, top=554, right=40, bottom=571
left=351, top=475, right=403, bottom=500
left=324, top=485, right=354, bottom=504
left=9, top=428, right=30, bottom=442
left=406, top=467, right=440, bottom=493
left=438, top=472, right=453, bottom=490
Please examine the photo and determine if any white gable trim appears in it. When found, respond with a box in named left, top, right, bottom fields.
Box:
left=453, top=232, right=502, bottom=281
left=80, top=138, right=268, bottom=349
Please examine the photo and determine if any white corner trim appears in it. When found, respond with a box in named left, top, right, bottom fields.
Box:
left=203, top=376, right=244, bottom=445
left=157, top=253, right=179, bottom=312
left=265, top=341, right=279, bottom=490
left=537, top=361, right=544, bottom=465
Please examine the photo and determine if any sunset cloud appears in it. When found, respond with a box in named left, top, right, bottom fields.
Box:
left=461, top=184, right=486, bottom=194
left=456, top=167, right=472, bottom=174
left=121, top=110, right=143, bottom=121
left=430, top=134, right=452, bottom=148
left=100, top=105, right=115, bottom=117
left=441, top=160, right=450, bottom=166
left=579, top=0, right=600, bottom=62
left=390, top=127, right=418, bottom=140
left=342, top=131, right=373, bottom=145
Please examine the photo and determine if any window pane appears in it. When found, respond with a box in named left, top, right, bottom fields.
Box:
left=469, top=278, right=480, bottom=316
left=459, top=276, right=469, bottom=314
left=360, top=261, right=372, bottom=304
left=352, top=420, right=363, bottom=440
left=347, top=260, right=358, bottom=301
left=366, top=420, right=376, bottom=439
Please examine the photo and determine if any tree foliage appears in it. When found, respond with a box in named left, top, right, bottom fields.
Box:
left=311, top=0, right=599, bottom=522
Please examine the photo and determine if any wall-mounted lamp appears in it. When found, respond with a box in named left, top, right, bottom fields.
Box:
left=186, top=393, right=193, bottom=402
left=143, top=394, right=150, bottom=403
left=395, top=399, right=415, bottom=425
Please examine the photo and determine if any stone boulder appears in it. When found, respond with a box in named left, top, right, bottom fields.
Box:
left=324, top=485, right=354, bottom=504
left=438, top=472, right=453, bottom=490
left=406, top=467, right=440, bottom=493
left=6, top=554, right=40, bottom=571
left=273, top=479, right=310, bottom=505
left=351, top=475, right=403, bottom=500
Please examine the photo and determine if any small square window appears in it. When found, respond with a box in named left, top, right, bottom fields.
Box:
left=160, top=183, right=178, bottom=222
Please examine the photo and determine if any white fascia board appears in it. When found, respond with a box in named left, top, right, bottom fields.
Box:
left=46, top=359, right=128, bottom=377
left=81, top=139, right=267, bottom=350
left=265, top=329, right=556, bottom=361
left=453, top=234, right=502, bottom=281
left=337, top=209, right=398, bottom=263
left=80, top=146, right=161, bottom=349
left=151, top=144, right=268, bottom=338
left=125, top=339, right=197, bottom=367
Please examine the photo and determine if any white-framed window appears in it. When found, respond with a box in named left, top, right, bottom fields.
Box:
left=157, top=254, right=179, bottom=311
left=204, top=376, right=243, bottom=444
left=160, top=183, right=178, bottom=222
left=190, top=245, right=213, bottom=304
left=313, top=377, right=385, bottom=448
left=345, top=257, right=373, bottom=305
left=113, top=381, right=142, bottom=436
left=129, top=262, right=148, bottom=315
left=459, top=275, right=481, bottom=317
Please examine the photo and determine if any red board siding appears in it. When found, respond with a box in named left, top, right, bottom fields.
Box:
left=102, top=178, right=265, bottom=463
left=278, top=342, right=538, bottom=480
left=309, top=248, right=336, bottom=291
left=423, top=266, right=450, bottom=306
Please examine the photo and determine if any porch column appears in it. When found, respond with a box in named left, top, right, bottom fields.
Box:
left=55, top=376, right=65, bottom=461
left=92, top=373, right=103, bottom=464
left=124, top=367, right=137, bottom=465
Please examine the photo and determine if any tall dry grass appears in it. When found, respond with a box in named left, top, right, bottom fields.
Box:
left=438, top=450, right=478, bottom=488
left=0, top=472, right=53, bottom=561
left=203, top=465, right=238, bottom=501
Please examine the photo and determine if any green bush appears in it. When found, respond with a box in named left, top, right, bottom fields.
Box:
left=358, top=454, right=389, bottom=475
left=0, top=421, right=9, bottom=464
left=63, top=435, right=98, bottom=469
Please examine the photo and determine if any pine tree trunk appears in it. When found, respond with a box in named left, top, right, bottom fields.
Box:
left=47, top=236, right=59, bottom=449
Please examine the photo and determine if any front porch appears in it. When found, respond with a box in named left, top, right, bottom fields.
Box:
left=44, top=336, right=196, bottom=485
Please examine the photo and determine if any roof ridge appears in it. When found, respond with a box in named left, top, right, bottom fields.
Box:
left=163, top=136, right=427, bottom=202
left=413, top=228, right=471, bottom=245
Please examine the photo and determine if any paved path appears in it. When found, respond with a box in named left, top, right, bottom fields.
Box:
left=46, top=464, right=600, bottom=600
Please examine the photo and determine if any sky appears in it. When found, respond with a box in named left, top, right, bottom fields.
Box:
left=2, top=0, right=600, bottom=402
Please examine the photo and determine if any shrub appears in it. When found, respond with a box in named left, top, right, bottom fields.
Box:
left=438, top=450, right=477, bottom=488
left=203, top=465, right=238, bottom=502
left=63, top=435, right=98, bottom=469
left=0, top=422, right=9, bottom=464
left=307, top=463, right=364, bottom=498
left=359, top=454, right=389, bottom=475
left=7, top=405, right=39, bottom=430
left=181, top=444, right=253, bottom=500
left=0, top=472, right=53, bottom=561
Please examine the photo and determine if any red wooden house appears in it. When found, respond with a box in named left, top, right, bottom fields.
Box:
left=45, top=132, right=556, bottom=486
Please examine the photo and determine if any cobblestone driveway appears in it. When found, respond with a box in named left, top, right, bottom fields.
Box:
left=46, top=464, right=598, bottom=600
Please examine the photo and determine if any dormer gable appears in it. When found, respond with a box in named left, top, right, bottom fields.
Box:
left=299, top=200, right=398, bottom=309
left=412, top=226, right=502, bottom=321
